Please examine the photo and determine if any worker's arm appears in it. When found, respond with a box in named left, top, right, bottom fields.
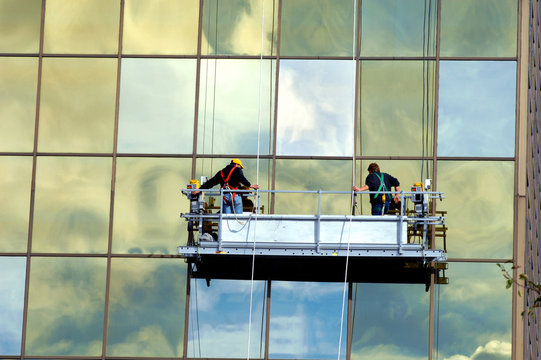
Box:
left=393, top=186, right=401, bottom=203
left=352, top=185, right=369, bottom=192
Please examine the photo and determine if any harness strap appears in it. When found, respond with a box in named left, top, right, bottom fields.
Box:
left=220, top=167, right=239, bottom=204
left=373, top=172, right=388, bottom=202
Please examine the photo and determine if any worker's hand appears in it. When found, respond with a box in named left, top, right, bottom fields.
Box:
left=352, top=186, right=361, bottom=192
left=250, top=184, right=259, bottom=190
left=393, top=194, right=400, bottom=203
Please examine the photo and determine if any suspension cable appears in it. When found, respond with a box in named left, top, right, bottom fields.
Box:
left=338, top=0, right=358, bottom=358
left=247, top=0, right=266, bottom=358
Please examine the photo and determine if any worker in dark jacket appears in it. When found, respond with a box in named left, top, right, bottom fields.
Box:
left=195, top=159, right=259, bottom=214
left=353, top=162, right=401, bottom=215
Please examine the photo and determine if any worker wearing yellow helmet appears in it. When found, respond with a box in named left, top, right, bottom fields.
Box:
left=196, top=159, right=259, bottom=214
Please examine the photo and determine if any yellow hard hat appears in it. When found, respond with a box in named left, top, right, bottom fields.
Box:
left=231, top=158, right=244, bottom=168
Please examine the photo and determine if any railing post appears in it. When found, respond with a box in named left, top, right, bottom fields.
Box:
left=315, top=190, right=322, bottom=253
left=218, top=188, right=223, bottom=251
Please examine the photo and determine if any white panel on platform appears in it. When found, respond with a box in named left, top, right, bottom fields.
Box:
left=219, top=215, right=407, bottom=244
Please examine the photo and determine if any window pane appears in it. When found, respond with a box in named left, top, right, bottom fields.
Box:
left=355, top=160, right=433, bottom=216
left=198, top=59, right=275, bottom=155
left=117, top=59, right=196, bottom=154
left=122, top=0, right=199, bottom=55
left=269, top=281, right=346, bottom=359
left=437, top=161, right=513, bottom=259
left=440, top=0, right=517, bottom=57
left=32, top=157, right=111, bottom=254
left=196, top=158, right=271, bottom=215
left=438, top=61, right=516, bottom=157
left=350, top=283, right=429, bottom=359
left=436, top=262, right=511, bottom=359
left=187, top=279, right=266, bottom=358
left=0, top=257, right=25, bottom=355
left=112, top=157, right=191, bottom=254
left=43, top=0, right=120, bottom=54
left=280, top=0, right=354, bottom=57
left=201, top=0, right=278, bottom=56
left=0, top=0, right=41, bottom=53
left=277, top=60, right=354, bottom=157
left=38, top=58, right=117, bottom=153
left=274, top=159, right=353, bottom=215
left=0, top=57, right=38, bottom=152
left=0, top=156, right=32, bottom=253
left=25, top=257, right=106, bottom=356
left=360, top=60, right=435, bottom=157
left=107, top=258, right=186, bottom=357
left=360, top=0, right=437, bottom=57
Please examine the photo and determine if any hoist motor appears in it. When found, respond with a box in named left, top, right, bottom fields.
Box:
left=411, top=179, right=431, bottom=217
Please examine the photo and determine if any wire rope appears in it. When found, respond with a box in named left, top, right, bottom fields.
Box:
left=338, top=0, right=358, bottom=358
left=246, top=0, right=266, bottom=359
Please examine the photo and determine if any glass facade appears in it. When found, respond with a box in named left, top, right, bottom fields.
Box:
left=0, top=0, right=529, bottom=359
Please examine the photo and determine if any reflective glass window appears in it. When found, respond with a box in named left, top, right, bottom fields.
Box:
left=440, top=0, right=518, bottom=57
left=274, top=159, right=353, bottom=215
left=280, top=0, right=354, bottom=57
left=0, top=57, right=38, bottom=152
left=201, top=0, right=278, bottom=56
left=438, top=61, right=516, bottom=157
left=360, top=0, right=437, bottom=57
left=32, top=156, right=111, bottom=254
left=196, top=158, right=271, bottom=216
left=198, top=59, right=275, bottom=156
left=0, top=0, right=41, bottom=53
left=117, top=59, right=196, bottom=154
left=277, top=60, right=354, bottom=157
left=122, top=0, right=199, bottom=55
left=437, top=161, right=513, bottom=259
left=269, top=281, right=346, bottom=358
left=25, top=257, right=107, bottom=356
left=0, top=257, right=25, bottom=355
left=355, top=160, right=433, bottom=216
left=112, top=157, right=191, bottom=253
left=350, top=283, right=429, bottom=359
left=436, top=262, right=511, bottom=359
left=43, top=0, right=120, bottom=54
left=0, top=156, right=32, bottom=253
left=107, top=258, right=186, bottom=357
left=187, top=279, right=266, bottom=358
left=38, top=58, right=117, bottom=153
left=360, top=60, right=435, bottom=157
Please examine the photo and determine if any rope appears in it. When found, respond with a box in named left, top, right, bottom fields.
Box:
left=247, top=0, right=266, bottom=358
left=337, top=0, right=358, bottom=357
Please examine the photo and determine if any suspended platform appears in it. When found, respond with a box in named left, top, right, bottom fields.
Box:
left=178, top=188, right=448, bottom=288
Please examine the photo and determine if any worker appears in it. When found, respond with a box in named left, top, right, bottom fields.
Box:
left=194, top=159, right=259, bottom=214
left=353, top=162, right=401, bottom=215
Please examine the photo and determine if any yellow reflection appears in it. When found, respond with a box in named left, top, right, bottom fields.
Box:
left=195, top=158, right=271, bottom=214
left=274, top=159, right=353, bottom=215
left=107, top=258, right=186, bottom=357
left=201, top=0, right=278, bottom=56
left=0, top=0, right=41, bottom=53
left=0, top=156, right=32, bottom=252
left=440, top=0, right=517, bottom=57
left=26, top=257, right=106, bottom=356
left=360, top=60, right=435, bottom=157
left=197, top=59, right=275, bottom=155
left=43, top=0, right=120, bottom=54
left=32, top=157, right=111, bottom=254
left=123, top=0, right=199, bottom=55
left=38, top=58, right=116, bottom=153
left=0, top=57, right=38, bottom=152
left=280, top=0, right=354, bottom=56
left=355, top=160, right=432, bottom=216
left=112, top=157, right=191, bottom=253
left=438, top=161, right=513, bottom=258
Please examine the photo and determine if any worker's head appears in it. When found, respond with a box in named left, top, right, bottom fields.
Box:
left=367, top=162, right=380, bottom=173
left=231, top=158, right=244, bottom=169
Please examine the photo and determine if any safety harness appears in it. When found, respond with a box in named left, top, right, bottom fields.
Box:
left=220, top=166, right=239, bottom=205
left=373, top=172, right=388, bottom=204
